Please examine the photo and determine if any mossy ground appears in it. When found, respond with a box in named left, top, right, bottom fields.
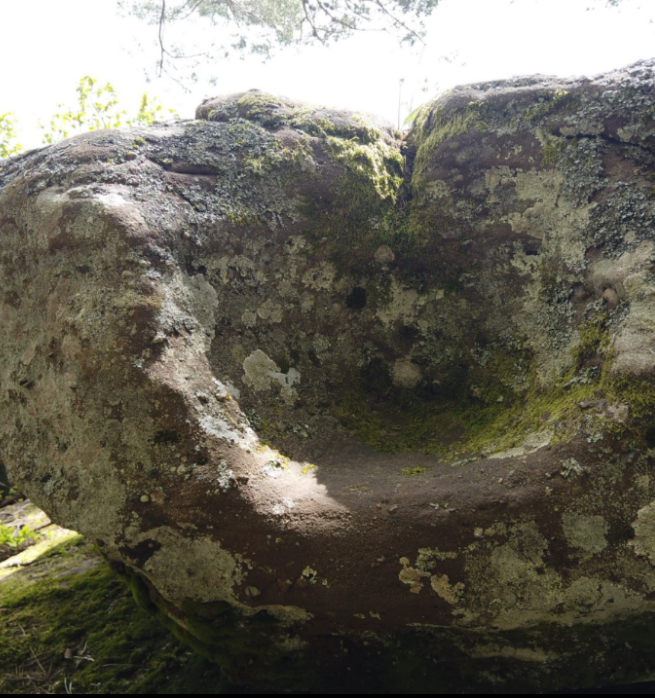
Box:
left=0, top=518, right=246, bottom=695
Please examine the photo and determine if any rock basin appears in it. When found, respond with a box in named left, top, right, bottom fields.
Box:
left=3, top=62, right=655, bottom=692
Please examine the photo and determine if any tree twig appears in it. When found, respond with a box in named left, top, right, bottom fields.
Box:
left=175, top=0, right=202, bottom=21
left=368, top=0, right=425, bottom=44
left=314, top=0, right=360, bottom=34
left=161, top=64, right=192, bottom=93
left=29, top=647, right=46, bottom=675
left=300, top=0, right=322, bottom=41
left=158, top=0, right=167, bottom=77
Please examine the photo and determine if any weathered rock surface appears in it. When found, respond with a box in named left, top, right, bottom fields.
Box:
left=3, top=63, right=655, bottom=691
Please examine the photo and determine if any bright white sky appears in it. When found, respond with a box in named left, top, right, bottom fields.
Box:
left=1, top=0, right=654, bottom=149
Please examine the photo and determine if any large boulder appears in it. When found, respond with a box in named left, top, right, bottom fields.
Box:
left=3, top=63, right=655, bottom=691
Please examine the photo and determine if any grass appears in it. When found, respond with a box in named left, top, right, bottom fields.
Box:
left=0, top=517, right=244, bottom=695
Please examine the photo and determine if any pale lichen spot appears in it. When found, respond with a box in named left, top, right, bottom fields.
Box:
left=257, top=299, right=283, bottom=323
left=241, top=309, right=257, bottom=327
left=562, top=514, right=609, bottom=554
left=302, top=262, right=336, bottom=290
left=376, top=279, right=426, bottom=327
left=243, top=349, right=301, bottom=404
left=636, top=475, right=651, bottom=492
left=631, top=501, right=655, bottom=565
left=398, top=557, right=429, bottom=594
left=392, top=358, right=422, bottom=389
left=430, top=574, right=465, bottom=605
left=374, top=245, right=395, bottom=265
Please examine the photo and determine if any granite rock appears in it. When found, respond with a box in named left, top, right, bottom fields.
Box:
left=3, top=67, right=655, bottom=691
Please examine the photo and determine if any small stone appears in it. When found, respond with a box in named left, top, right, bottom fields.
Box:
left=140, top=494, right=150, bottom=503
left=602, top=287, right=619, bottom=307
left=374, top=245, right=395, bottom=265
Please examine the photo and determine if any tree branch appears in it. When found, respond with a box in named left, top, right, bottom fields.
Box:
left=175, top=0, right=203, bottom=22
left=367, top=0, right=424, bottom=44
left=158, top=0, right=167, bottom=77
left=161, top=62, right=193, bottom=93
left=314, top=0, right=360, bottom=34
left=227, top=0, right=274, bottom=27
left=300, top=0, right=322, bottom=41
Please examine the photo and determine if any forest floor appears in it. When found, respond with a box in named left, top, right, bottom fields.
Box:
left=0, top=495, right=255, bottom=695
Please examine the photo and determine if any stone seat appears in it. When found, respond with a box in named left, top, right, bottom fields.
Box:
left=3, top=66, right=655, bottom=692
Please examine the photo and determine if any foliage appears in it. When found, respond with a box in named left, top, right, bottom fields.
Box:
left=0, top=474, right=15, bottom=501
left=0, top=522, right=39, bottom=549
left=0, top=112, right=22, bottom=159
left=40, top=76, right=179, bottom=145
left=120, top=0, right=442, bottom=78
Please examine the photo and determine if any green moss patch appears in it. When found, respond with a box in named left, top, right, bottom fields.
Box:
left=523, top=89, right=570, bottom=123
left=0, top=522, right=40, bottom=561
left=335, top=328, right=614, bottom=460
left=297, top=133, right=404, bottom=278
left=410, top=100, right=490, bottom=180
left=0, top=530, right=237, bottom=694
left=336, top=375, right=600, bottom=459
left=0, top=499, right=50, bottom=563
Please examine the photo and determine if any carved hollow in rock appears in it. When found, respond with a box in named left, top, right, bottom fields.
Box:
left=4, top=67, right=655, bottom=692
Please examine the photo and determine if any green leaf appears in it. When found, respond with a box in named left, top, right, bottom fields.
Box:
left=404, top=104, right=426, bottom=126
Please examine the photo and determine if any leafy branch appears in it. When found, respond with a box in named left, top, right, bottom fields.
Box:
left=0, top=112, right=22, bottom=159
left=39, top=76, right=179, bottom=145
left=121, top=0, right=442, bottom=78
